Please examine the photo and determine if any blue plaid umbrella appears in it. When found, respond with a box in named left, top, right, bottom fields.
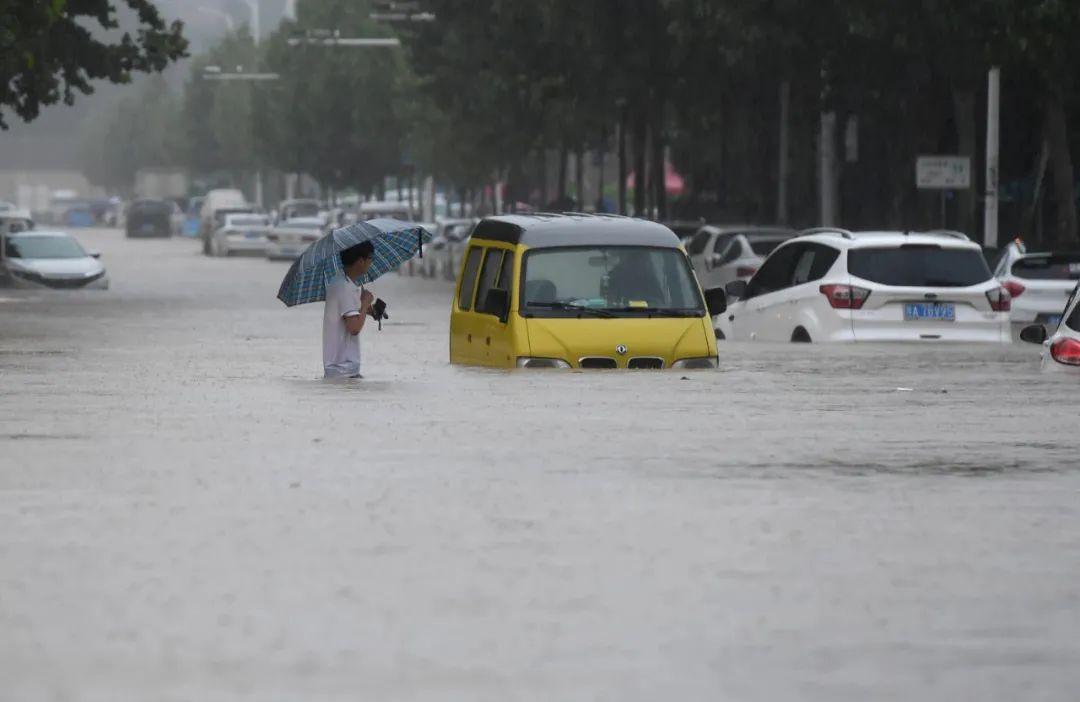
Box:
left=276, top=219, right=433, bottom=307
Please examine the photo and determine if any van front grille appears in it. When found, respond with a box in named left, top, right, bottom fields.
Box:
left=628, top=357, right=664, bottom=370
left=579, top=357, right=617, bottom=369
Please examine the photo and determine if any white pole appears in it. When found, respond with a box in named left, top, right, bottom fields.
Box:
left=819, top=111, right=838, bottom=226
left=984, top=67, right=1000, bottom=248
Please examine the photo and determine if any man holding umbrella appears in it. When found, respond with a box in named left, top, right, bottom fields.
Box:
left=323, top=242, right=375, bottom=378
left=276, top=219, right=432, bottom=378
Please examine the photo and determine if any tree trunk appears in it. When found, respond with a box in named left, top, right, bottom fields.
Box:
left=618, top=110, right=628, bottom=215
left=633, top=107, right=647, bottom=216
left=952, top=89, right=977, bottom=236
left=575, top=147, right=585, bottom=210
left=1044, top=93, right=1078, bottom=245
left=557, top=143, right=569, bottom=205
left=652, top=118, right=667, bottom=221
left=596, top=129, right=607, bottom=212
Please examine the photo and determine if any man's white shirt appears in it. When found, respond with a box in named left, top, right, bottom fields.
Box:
left=323, top=276, right=362, bottom=377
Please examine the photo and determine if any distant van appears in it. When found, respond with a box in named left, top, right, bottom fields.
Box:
left=199, top=189, right=250, bottom=255
left=450, top=214, right=727, bottom=369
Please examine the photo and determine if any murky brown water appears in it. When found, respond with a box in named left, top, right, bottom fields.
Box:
left=2, top=228, right=1078, bottom=701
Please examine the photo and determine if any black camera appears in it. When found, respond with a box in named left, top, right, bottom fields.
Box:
left=369, top=298, right=389, bottom=330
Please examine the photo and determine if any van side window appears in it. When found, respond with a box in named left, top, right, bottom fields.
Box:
left=474, top=249, right=505, bottom=315
left=496, top=250, right=514, bottom=291
left=457, top=247, right=483, bottom=311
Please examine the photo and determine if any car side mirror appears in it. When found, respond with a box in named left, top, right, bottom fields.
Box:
left=1019, top=324, right=1048, bottom=345
left=703, top=287, right=727, bottom=317
left=484, top=288, right=510, bottom=323
left=725, top=280, right=748, bottom=300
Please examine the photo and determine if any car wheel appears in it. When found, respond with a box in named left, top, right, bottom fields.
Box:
left=791, top=327, right=812, bottom=343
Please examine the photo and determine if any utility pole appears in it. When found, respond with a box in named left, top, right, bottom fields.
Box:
left=819, top=112, right=839, bottom=226
left=984, top=67, right=1001, bottom=248
left=777, top=81, right=790, bottom=224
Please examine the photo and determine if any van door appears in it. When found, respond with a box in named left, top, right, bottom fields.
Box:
left=471, top=247, right=513, bottom=367
left=475, top=249, right=517, bottom=367
left=450, top=246, right=484, bottom=364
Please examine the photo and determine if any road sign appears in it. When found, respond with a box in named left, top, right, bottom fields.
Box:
left=916, top=156, right=971, bottom=190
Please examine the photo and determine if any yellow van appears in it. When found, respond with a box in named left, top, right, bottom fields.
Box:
left=450, top=214, right=727, bottom=369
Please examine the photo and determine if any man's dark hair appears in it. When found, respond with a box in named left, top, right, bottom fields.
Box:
left=341, top=241, right=375, bottom=267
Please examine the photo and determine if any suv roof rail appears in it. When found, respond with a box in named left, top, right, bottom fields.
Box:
left=798, top=227, right=853, bottom=240
left=923, top=229, right=971, bottom=241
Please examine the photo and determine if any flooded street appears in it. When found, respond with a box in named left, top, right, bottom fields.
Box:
left=2, top=228, right=1079, bottom=701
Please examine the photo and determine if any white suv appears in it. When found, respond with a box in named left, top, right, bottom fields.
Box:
left=993, top=240, right=1080, bottom=333
left=715, top=229, right=1011, bottom=343
left=1019, top=284, right=1080, bottom=373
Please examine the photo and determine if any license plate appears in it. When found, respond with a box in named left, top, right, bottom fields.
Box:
left=904, top=302, right=955, bottom=321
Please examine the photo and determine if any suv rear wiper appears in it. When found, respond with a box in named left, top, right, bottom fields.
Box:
left=526, top=302, right=616, bottom=318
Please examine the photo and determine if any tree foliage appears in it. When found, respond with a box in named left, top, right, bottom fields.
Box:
left=0, top=0, right=187, bottom=128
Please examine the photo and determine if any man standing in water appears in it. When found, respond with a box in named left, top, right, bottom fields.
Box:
left=323, top=241, right=375, bottom=378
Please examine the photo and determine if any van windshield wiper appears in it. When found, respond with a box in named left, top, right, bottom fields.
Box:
left=526, top=302, right=616, bottom=318
left=606, top=307, right=703, bottom=317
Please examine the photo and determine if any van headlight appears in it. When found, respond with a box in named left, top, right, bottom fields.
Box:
left=671, top=357, right=718, bottom=369
left=516, top=357, right=571, bottom=369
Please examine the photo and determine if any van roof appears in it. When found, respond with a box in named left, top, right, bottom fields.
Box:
left=472, top=213, right=680, bottom=249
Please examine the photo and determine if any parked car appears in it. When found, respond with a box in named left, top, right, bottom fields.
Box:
left=125, top=199, right=173, bottom=238
left=200, top=189, right=250, bottom=255
left=993, top=240, right=1080, bottom=334
left=265, top=216, right=328, bottom=261
left=450, top=214, right=727, bottom=369
left=275, top=198, right=322, bottom=224
left=0, top=230, right=108, bottom=290
left=1019, top=283, right=1080, bottom=373
left=687, top=225, right=798, bottom=291
left=209, top=213, right=272, bottom=257
left=716, top=229, right=1011, bottom=344
left=182, top=197, right=205, bottom=237
left=663, top=219, right=707, bottom=247
left=1, top=209, right=35, bottom=234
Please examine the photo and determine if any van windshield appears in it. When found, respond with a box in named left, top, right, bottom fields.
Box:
left=521, top=246, right=704, bottom=317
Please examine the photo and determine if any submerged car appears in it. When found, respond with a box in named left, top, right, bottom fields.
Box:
left=125, top=199, right=173, bottom=238
left=1, top=230, right=108, bottom=290
left=209, top=213, right=272, bottom=256
left=716, top=229, right=1011, bottom=343
left=450, top=213, right=727, bottom=369
left=687, top=225, right=798, bottom=291
left=1019, top=284, right=1080, bottom=374
left=265, top=216, right=328, bottom=261
left=994, top=241, right=1080, bottom=334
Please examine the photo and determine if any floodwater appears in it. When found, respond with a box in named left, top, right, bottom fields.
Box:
left=1, top=228, right=1078, bottom=701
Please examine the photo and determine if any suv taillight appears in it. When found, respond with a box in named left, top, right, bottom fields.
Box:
left=1050, top=338, right=1080, bottom=366
left=985, top=287, right=1012, bottom=312
left=819, top=284, right=871, bottom=309
left=1002, top=280, right=1025, bottom=298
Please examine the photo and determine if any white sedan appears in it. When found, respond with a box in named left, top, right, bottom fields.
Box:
left=1020, top=284, right=1080, bottom=374
left=265, top=217, right=328, bottom=261
left=716, top=229, right=1010, bottom=344
left=1, top=230, right=109, bottom=290
left=210, top=213, right=271, bottom=256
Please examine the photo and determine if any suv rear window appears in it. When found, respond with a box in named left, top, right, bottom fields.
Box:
left=749, top=239, right=789, bottom=257
left=1011, top=254, right=1080, bottom=281
left=848, top=246, right=992, bottom=287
